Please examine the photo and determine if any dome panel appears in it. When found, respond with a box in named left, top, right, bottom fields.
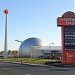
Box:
left=19, top=37, right=47, bottom=57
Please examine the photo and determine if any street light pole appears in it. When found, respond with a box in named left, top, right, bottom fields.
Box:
left=30, top=46, right=33, bottom=63
left=15, top=40, right=22, bottom=64
left=49, top=43, right=54, bottom=60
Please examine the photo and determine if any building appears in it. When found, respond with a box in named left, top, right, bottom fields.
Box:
left=19, top=37, right=62, bottom=59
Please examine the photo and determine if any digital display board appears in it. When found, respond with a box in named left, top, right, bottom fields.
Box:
left=64, top=26, right=75, bottom=50
left=57, top=17, right=75, bottom=26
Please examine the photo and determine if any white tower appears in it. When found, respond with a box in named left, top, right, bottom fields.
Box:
left=4, top=9, right=9, bottom=58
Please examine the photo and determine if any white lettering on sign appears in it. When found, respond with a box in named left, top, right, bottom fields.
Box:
left=67, top=53, right=73, bottom=62
left=59, top=18, right=75, bottom=22
left=58, top=17, right=75, bottom=26
left=66, top=22, right=75, bottom=25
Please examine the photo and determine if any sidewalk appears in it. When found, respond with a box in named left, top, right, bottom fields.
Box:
left=13, top=62, right=49, bottom=66
left=1, top=61, right=75, bottom=68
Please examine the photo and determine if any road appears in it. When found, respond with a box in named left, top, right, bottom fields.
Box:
left=0, top=62, right=75, bottom=75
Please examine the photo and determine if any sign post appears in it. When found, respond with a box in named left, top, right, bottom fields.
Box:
left=57, top=11, right=75, bottom=65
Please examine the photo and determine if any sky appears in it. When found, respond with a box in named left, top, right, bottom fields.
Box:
left=0, top=0, right=74, bottom=51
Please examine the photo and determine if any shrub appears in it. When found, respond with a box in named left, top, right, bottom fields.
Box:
left=45, top=60, right=62, bottom=64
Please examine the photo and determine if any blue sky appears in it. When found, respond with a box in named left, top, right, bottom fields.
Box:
left=0, top=0, right=74, bottom=51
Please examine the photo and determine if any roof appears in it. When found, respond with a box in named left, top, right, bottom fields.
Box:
left=31, top=46, right=61, bottom=50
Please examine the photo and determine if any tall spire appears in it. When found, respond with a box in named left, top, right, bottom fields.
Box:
left=4, top=9, right=9, bottom=58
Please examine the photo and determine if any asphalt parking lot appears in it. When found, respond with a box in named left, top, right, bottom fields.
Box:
left=0, top=62, right=75, bottom=75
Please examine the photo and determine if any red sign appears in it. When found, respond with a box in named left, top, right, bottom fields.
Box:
left=57, top=11, right=75, bottom=64
left=57, top=17, right=75, bottom=26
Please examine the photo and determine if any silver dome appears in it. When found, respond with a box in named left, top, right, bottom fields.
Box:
left=19, top=37, right=47, bottom=57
